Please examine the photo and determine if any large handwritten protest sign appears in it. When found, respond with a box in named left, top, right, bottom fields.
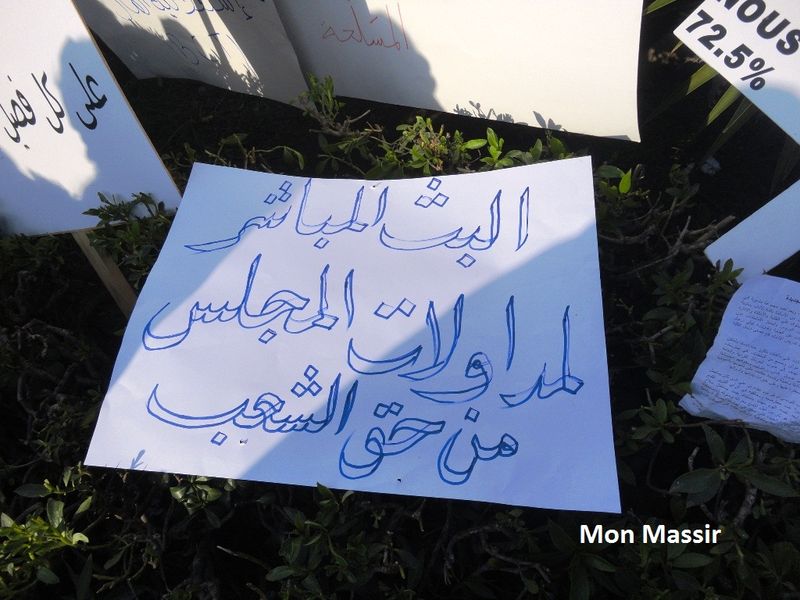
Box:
left=86, top=159, right=620, bottom=512
left=0, top=0, right=180, bottom=235
left=74, top=0, right=307, bottom=103
left=676, top=0, right=800, bottom=144
left=75, top=0, right=642, bottom=141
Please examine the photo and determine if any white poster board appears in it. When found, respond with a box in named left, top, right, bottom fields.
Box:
left=74, top=0, right=308, bottom=103
left=273, top=0, right=642, bottom=140
left=682, top=275, right=800, bottom=442
left=0, top=0, right=180, bottom=235
left=705, top=178, right=800, bottom=280
left=676, top=0, right=800, bottom=144
left=86, top=159, right=620, bottom=513
left=75, top=0, right=643, bottom=141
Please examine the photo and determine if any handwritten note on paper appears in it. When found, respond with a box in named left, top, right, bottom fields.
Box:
left=705, top=178, right=800, bottom=281
left=272, top=0, right=642, bottom=141
left=74, top=0, right=307, bottom=103
left=676, top=0, right=800, bottom=144
left=0, top=0, right=180, bottom=236
left=85, top=158, right=620, bottom=512
left=682, top=276, right=800, bottom=442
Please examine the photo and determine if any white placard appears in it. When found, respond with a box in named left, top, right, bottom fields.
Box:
left=74, top=0, right=308, bottom=103
left=706, top=178, right=800, bottom=280
left=86, top=159, right=620, bottom=513
left=274, top=0, right=642, bottom=141
left=0, top=0, right=180, bottom=235
left=676, top=0, right=800, bottom=144
left=682, top=275, right=800, bottom=442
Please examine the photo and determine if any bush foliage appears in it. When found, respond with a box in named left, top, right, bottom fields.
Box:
left=2, top=61, right=799, bottom=600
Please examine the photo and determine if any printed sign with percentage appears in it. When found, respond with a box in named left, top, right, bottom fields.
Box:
left=676, top=0, right=800, bottom=144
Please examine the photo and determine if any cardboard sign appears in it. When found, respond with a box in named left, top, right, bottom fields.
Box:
left=73, top=0, right=307, bottom=103
left=86, top=159, right=620, bottom=512
left=0, top=0, right=180, bottom=235
left=676, top=0, right=800, bottom=144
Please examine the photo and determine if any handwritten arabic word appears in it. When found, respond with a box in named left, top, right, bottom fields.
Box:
left=110, top=0, right=255, bottom=22
left=141, top=254, right=339, bottom=350
left=147, top=373, right=350, bottom=435
left=321, top=2, right=410, bottom=51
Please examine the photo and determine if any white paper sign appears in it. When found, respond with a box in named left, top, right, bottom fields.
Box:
left=74, top=0, right=308, bottom=103
left=273, top=0, right=642, bottom=141
left=705, top=178, right=800, bottom=280
left=0, top=0, right=180, bottom=235
left=682, top=275, right=800, bottom=442
left=86, top=159, right=620, bottom=512
left=676, top=0, right=800, bottom=144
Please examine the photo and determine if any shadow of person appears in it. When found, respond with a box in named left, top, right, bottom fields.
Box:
left=0, top=1, right=178, bottom=235
left=273, top=0, right=436, bottom=114
left=74, top=0, right=305, bottom=101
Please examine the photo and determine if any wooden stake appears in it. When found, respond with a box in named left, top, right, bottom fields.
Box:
left=71, top=230, right=137, bottom=318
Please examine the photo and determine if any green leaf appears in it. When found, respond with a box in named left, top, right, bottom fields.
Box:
left=646, top=64, right=717, bottom=122
left=76, top=556, right=93, bottom=600
left=486, top=128, right=499, bottom=149
left=645, top=0, right=680, bottom=13
left=548, top=520, right=576, bottom=553
left=619, top=169, right=632, bottom=194
left=740, top=469, right=798, bottom=497
left=702, top=425, right=726, bottom=464
left=266, top=566, right=297, bottom=581
left=727, top=437, right=750, bottom=467
left=529, top=139, right=543, bottom=161
left=670, top=468, right=721, bottom=495
left=686, top=64, right=718, bottom=95
left=672, top=553, right=714, bottom=569
left=548, top=136, right=566, bottom=157
left=46, top=498, right=64, bottom=529
left=37, top=566, right=59, bottom=585
left=0, top=513, right=14, bottom=528
left=75, top=496, right=93, bottom=516
left=569, top=562, right=590, bottom=600
left=654, top=399, right=668, bottom=422
left=14, top=483, right=49, bottom=498
left=643, top=306, right=675, bottom=321
left=584, top=554, right=616, bottom=573
left=706, top=86, right=742, bottom=125
left=705, top=99, right=757, bottom=157
left=72, top=532, right=89, bottom=544
left=103, top=548, right=126, bottom=570
left=595, top=165, right=625, bottom=179
left=463, top=138, right=487, bottom=150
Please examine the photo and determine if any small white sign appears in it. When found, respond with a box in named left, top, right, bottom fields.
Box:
left=682, top=275, right=800, bottom=442
left=706, top=178, right=800, bottom=280
left=0, top=0, right=180, bottom=235
left=676, top=0, right=800, bottom=144
left=86, top=159, right=620, bottom=513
